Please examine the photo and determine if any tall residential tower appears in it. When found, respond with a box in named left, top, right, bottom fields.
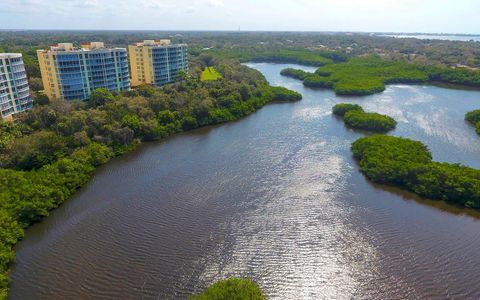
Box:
left=128, top=40, right=188, bottom=87
left=0, top=53, right=33, bottom=121
left=37, top=42, right=130, bottom=101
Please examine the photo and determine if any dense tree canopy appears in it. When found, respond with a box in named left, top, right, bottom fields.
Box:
left=352, top=135, right=480, bottom=208
left=332, top=103, right=397, bottom=132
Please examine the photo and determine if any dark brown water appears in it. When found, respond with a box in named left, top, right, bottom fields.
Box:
left=9, top=63, right=480, bottom=299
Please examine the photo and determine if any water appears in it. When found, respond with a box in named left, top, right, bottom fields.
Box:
left=379, top=34, right=480, bottom=42
left=9, top=63, right=480, bottom=299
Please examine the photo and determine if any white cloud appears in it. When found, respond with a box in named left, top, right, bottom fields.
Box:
left=207, top=0, right=224, bottom=7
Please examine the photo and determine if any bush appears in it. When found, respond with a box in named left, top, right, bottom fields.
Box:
left=332, top=103, right=364, bottom=116
left=465, top=109, right=480, bottom=124
left=190, top=278, right=266, bottom=300
left=465, top=109, right=480, bottom=136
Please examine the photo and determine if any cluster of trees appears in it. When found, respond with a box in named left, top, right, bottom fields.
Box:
left=331, top=103, right=363, bottom=116
left=465, top=109, right=480, bottom=135
left=246, top=49, right=338, bottom=66
left=352, top=135, right=480, bottom=208
left=427, top=66, right=480, bottom=86
left=280, top=68, right=310, bottom=80
left=0, top=58, right=301, bottom=298
left=190, top=278, right=266, bottom=300
left=332, top=103, right=397, bottom=132
left=270, top=86, right=302, bottom=102
left=282, top=56, right=480, bottom=96
left=204, top=48, right=347, bottom=67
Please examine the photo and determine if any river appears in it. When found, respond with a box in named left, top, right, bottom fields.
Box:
left=9, top=63, right=480, bottom=299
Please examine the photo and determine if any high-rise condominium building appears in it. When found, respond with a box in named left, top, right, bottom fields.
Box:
left=128, top=40, right=188, bottom=87
left=0, top=53, right=33, bottom=121
left=37, top=42, right=130, bottom=101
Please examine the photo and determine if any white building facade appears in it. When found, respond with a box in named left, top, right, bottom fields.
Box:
left=0, top=53, right=33, bottom=121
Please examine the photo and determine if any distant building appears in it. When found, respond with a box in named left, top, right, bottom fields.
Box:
left=0, top=53, right=33, bottom=121
left=128, top=40, right=188, bottom=87
left=37, top=42, right=130, bottom=101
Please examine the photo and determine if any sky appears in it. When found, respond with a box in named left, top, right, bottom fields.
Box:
left=1, top=0, right=479, bottom=34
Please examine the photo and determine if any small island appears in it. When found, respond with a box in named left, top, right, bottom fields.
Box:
left=351, top=135, right=480, bottom=209
left=332, top=103, right=397, bottom=132
left=191, top=278, right=266, bottom=300
left=465, top=109, right=480, bottom=135
left=280, top=68, right=310, bottom=80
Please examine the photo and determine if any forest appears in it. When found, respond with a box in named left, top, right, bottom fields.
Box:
left=352, top=135, right=480, bottom=209
left=332, top=103, right=397, bottom=132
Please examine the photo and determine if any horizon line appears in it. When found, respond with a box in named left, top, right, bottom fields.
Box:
left=0, top=29, right=480, bottom=36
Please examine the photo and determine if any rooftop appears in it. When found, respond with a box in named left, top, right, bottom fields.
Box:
left=37, top=42, right=126, bottom=53
left=132, top=40, right=187, bottom=47
left=0, top=53, right=22, bottom=59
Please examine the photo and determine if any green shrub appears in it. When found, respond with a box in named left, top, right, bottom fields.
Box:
left=465, top=109, right=480, bottom=124
left=332, top=103, right=364, bottom=116
left=344, top=111, right=397, bottom=132
left=190, top=278, right=266, bottom=300
left=465, top=109, right=480, bottom=136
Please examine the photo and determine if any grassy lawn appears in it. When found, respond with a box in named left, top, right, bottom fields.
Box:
left=201, top=67, right=222, bottom=81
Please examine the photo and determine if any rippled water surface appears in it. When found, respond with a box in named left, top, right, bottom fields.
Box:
left=9, top=63, right=480, bottom=299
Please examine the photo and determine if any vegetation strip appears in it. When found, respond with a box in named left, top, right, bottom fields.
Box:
left=352, top=135, right=480, bottom=209
left=332, top=103, right=397, bottom=132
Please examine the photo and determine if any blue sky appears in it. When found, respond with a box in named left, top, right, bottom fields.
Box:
left=1, top=0, right=479, bottom=33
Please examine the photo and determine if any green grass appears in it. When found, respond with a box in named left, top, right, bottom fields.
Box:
left=201, top=67, right=222, bottom=81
